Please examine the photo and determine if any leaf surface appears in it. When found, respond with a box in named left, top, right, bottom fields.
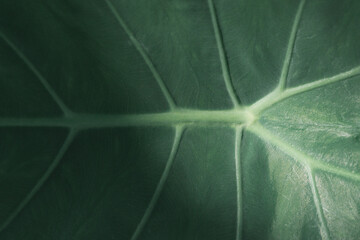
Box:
left=0, top=0, right=359, bottom=239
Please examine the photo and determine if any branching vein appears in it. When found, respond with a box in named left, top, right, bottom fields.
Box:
left=0, top=31, right=72, bottom=117
left=208, top=0, right=240, bottom=108
left=284, top=65, right=360, bottom=98
left=0, top=129, right=77, bottom=233
left=250, top=64, right=360, bottom=114
left=277, top=0, right=306, bottom=91
left=131, top=126, right=184, bottom=240
left=249, top=123, right=360, bottom=238
left=308, top=170, right=331, bottom=240
left=105, top=0, right=176, bottom=110
left=248, top=123, right=360, bottom=182
left=235, top=126, right=244, bottom=240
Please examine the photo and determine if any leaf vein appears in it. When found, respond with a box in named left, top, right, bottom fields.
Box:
left=308, top=170, right=331, bottom=240
left=235, top=126, right=244, bottom=240
left=207, top=0, right=240, bottom=108
left=278, top=0, right=306, bottom=91
left=250, top=65, right=360, bottom=114
left=0, top=109, right=251, bottom=128
left=0, top=30, right=72, bottom=116
left=131, top=126, right=184, bottom=240
left=248, top=123, right=360, bottom=182
left=105, top=0, right=176, bottom=110
left=0, top=130, right=77, bottom=233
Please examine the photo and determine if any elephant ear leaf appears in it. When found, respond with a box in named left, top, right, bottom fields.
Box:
left=0, top=0, right=359, bottom=239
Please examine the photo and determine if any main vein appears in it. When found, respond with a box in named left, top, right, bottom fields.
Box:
left=0, top=31, right=72, bottom=117
left=131, top=126, right=184, bottom=240
left=0, top=109, right=252, bottom=128
left=277, top=0, right=306, bottom=91
left=208, top=0, right=240, bottom=108
left=105, top=0, right=176, bottom=110
left=234, top=126, right=244, bottom=240
left=0, top=129, right=77, bottom=233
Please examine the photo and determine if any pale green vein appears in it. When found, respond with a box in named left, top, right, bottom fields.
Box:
left=308, top=170, right=331, bottom=240
left=248, top=122, right=360, bottom=182
left=250, top=65, right=360, bottom=114
left=0, top=129, right=77, bottom=233
left=208, top=0, right=240, bottom=108
left=105, top=0, right=176, bottom=110
left=277, top=0, right=306, bottom=91
left=0, top=109, right=254, bottom=128
left=0, top=31, right=72, bottom=117
left=310, top=161, right=360, bottom=182
left=131, top=126, right=184, bottom=240
left=249, top=122, right=360, bottom=239
left=284, top=65, right=360, bottom=98
left=234, top=126, right=244, bottom=240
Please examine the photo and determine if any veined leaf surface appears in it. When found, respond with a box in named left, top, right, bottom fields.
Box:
left=0, top=0, right=359, bottom=239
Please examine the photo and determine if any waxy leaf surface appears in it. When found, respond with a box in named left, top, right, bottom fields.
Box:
left=0, top=0, right=359, bottom=239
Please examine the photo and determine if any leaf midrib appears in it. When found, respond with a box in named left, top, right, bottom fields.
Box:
left=0, top=109, right=253, bottom=128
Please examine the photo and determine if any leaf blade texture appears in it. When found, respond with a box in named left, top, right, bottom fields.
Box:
left=0, top=0, right=359, bottom=239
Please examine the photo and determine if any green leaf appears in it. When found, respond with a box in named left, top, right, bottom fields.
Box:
left=0, top=0, right=359, bottom=239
